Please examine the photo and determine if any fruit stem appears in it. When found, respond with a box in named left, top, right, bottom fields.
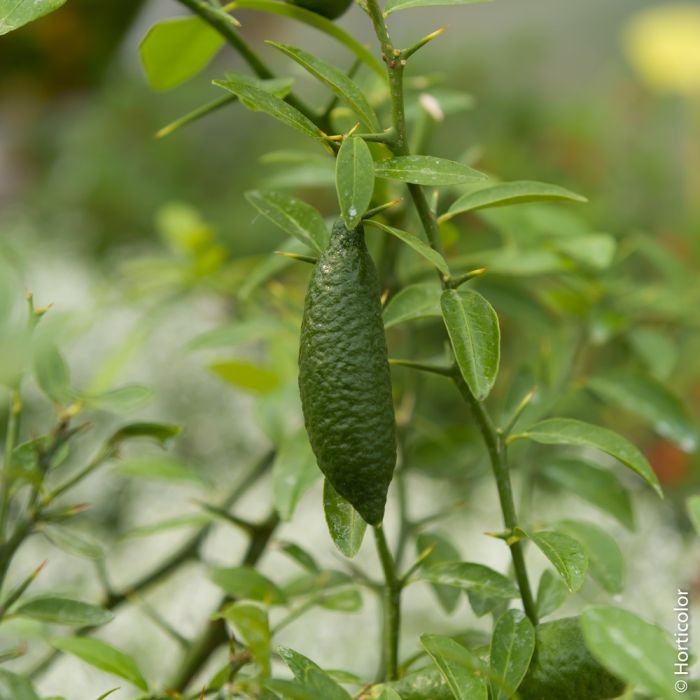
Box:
left=373, top=524, right=401, bottom=681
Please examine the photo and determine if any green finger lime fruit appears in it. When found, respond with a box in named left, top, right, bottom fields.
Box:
left=299, top=219, right=396, bottom=525
left=518, top=617, right=625, bottom=699
left=285, top=0, right=353, bottom=20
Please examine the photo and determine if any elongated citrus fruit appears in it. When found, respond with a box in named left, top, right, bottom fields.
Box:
left=299, top=219, right=396, bottom=525
left=285, top=0, right=353, bottom=20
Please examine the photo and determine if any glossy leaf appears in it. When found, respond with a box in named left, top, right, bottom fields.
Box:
left=336, top=136, right=375, bottom=230
left=52, top=637, right=148, bottom=691
left=323, top=480, right=367, bottom=558
left=385, top=0, right=491, bottom=13
left=526, top=529, right=588, bottom=592
left=218, top=602, right=271, bottom=677
left=489, top=609, right=535, bottom=700
left=515, top=418, right=663, bottom=497
left=268, top=42, right=380, bottom=130
left=420, top=561, right=519, bottom=599
left=415, top=532, right=461, bottom=613
left=139, top=16, right=224, bottom=91
left=374, top=155, right=486, bottom=186
left=688, top=495, right=700, bottom=536
left=209, top=566, right=286, bottom=605
left=383, top=283, right=442, bottom=328
left=581, top=606, right=677, bottom=700
left=214, top=75, right=321, bottom=139
left=367, top=221, right=449, bottom=275
left=246, top=190, right=328, bottom=253
left=0, top=0, right=66, bottom=35
left=441, top=288, right=500, bottom=400
left=278, top=647, right=352, bottom=700
left=210, top=359, right=280, bottom=395
left=541, top=458, right=634, bottom=530
left=0, top=669, right=40, bottom=700
left=420, top=634, right=488, bottom=700
left=445, top=180, right=587, bottom=221
left=536, top=569, right=568, bottom=618
left=273, top=431, right=320, bottom=521
left=556, top=520, right=624, bottom=594
left=14, top=597, right=113, bottom=627
left=588, top=371, right=697, bottom=452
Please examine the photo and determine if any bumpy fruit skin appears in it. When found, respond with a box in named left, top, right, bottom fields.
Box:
left=518, top=617, right=625, bottom=700
left=285, top=0, right=353, bottom=20
left=299, top=220, right=396, bottom=525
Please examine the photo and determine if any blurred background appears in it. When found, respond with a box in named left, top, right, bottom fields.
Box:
left=0, top=0, right=699, bottom=696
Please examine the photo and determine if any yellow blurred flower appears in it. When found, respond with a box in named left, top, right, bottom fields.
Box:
left=623, top=3, right=700, bottom=96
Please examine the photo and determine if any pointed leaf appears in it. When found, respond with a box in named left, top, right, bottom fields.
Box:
left=268, top=42, right=380, bottom=131
left=515, top=418, right=663, bottom=497
left=218, top=602, right=271, bottom=677
left=323, top=480, right=367, bottom=558
left=383, top=283, right=442, bottom=328
left=273, top=431, right=320, bottom=521
left=525, top=529, right=588, bottom=592
left=489, top=609, right=535, bottom=700
left=278, top=647, right=352, bottom=700
left=374, top=155, right=486, bottom=186
left=536, top=569, right=568, bottom=618
left=415, top=532, right=461, bottom=613
left=367, top=221, right=449, bottom=275
left=336, top=136, right=374, bottom=230
left=14, top=597, right=113, bottom=627
left=52, top=637, right=148, bottom=691
left=0, top=669, right=40, bottom=700
left=554, top=233, right=616, bottom=270
left=139, top=16, right=224, bottom=91
left=581, top=606, right=678, bottom=700
left=385, top=0, right=491, bottom=14
left=420, top=562, right=519, bottom=599
left=246, top=190, right=328, bottom=253
left=0, top=0, right=66, bottom=35
left=441, top=288, right=500, bottom=400
left=420, top=634, right=488, bottom=700
left=84, top=385, right=153, bottom=413
left=107, top=422, right=181, bottom=447
left=209, top=566, right=286, bottom=605
left=210, top=360, right=280, bottom=395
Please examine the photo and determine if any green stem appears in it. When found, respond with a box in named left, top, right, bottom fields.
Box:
left=454, top=376, right=538, bottom=624
left=0, top=391, right=21, bottom=542
left=373, top=524, right=401, bottom=681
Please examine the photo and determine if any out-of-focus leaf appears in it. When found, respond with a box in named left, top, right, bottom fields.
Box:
left=115, top=456, right=208, bottom=485
left=42, top=526, right=104, bottom=560
left=210, top=360, right=280, bottom=395
left=278, top=542, right=320, bottom=573
left=581, top=606, right=677, bottom=700
left=139, top=16, right=225, bottom=91
left=0, top=0, right=66, bottom=36
left=107, top=422, right=181, bottom=447
left=209, top=566, right=286, bottom=605
left=687, top=495, right=700, bottom=536
left=84, top=386, right=153, bottom=413
left=0, top=669, right=40, bottom=699
left=441, top=288, right=500, bottom=400
left=489, top=609, right=535, bottom=700
left=536, top=569, right=568, bottom=618
left=336, top=137, right=375, bottom=230
left=627, top=328, right=677, bottom=380
left=187, top=318, right=284, bottom=351
left=514, top=418, right=663, bottom=497
left=323, top=480, right=367, bottom=559
left=553, top=234, right=616, bottom=270
left=52, top=638, right=148, bottom=691
left=416, top=532, right=461, bottom=613
left=33, top=342, right=72, bottom=405
left=217, top=602, right=271, bottom=677
left=273, top=431, right=320, bottom=521
left=14, top=598, right=113, bottom=627
left=121, top=513, right=212, bottom=539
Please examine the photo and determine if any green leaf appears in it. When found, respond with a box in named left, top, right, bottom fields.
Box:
left=266, top=679, right=326, bottom=700
left=42, top=526, right=104, bottom=560
left=209, top=566, right=286, bottom=605
left=246, top=190, right=328, bottom=253
left=444, top=180, right=587, bottom=221
left=587, top=371, right=697, bottom=452
left=556, top=520, right=624, bottom=594
left=268, top=42, right=380, bottom=131
left=14, top=597, right=113, bottom=627
left=385, top=0, right=491, bottom=14
left=336, top=137, right=375, bottom=230
left=0, top=0, right=66, bottom=35
left=323, top=480, right=367, bottom=559
left=278, top=647, right=352, bottom=700
left=0, top=669, right=40, bottom=700
left=210, top=359, right=280, bottom=395
left=553, top=233, right=616, bottom=270
left=374, top=155, right=486, bottom=186
left=187, top=318, right=284, bottom=351
left=139, top=16, right=224, bottom=91
left=383, top=283, right=442, bottom=328
left=317, top=588, right=362, bottom=612
left=525, top=529, right=588, bottom=592
left=514, top=418, right=663, bottom=497
left=84, top=385, right=153, bottom=413
left=687, top=495, right=700, bottom=536
left=581, top=606, right=678, bottom=700
left=217, top=602, right=271, bottom=677
left=33, top=342, right=72, bottom=405
left=273, top=431, right=320, bottom=521
left=366, top=221, right=450, bottom=275
left=214, top=75, right=321, bottom=139
left=420, top=562, right=519, bottom=599
left=95, top=690, right=119, bottom=700
left=627, top=328, right=678, bottom=380
left=420, top=634, right=488, bottom=700
left=374, top=688, right=402, bottom=700
left=415, top=532, right=461, bottom=613
left=122, top=513, right=212, bottom=539
left=230, top=0, right=384, bottom=79
left=52, top=637, right=148, bottom=691
left=278, top=542, right=320, bottom=573
left=116, top=456, right=207, bottom=485
left=489, top=609, right=535, bottom=700
left=441, top=288, right=500, bottom=400
left=536, top=569, right=568, bottom=618
left=541, top=458, right=635, bottom=530
left=107, top=422, right=181, bottom=447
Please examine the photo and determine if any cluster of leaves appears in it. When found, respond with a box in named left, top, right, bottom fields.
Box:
left=1, top=1, right=699, bottom=699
